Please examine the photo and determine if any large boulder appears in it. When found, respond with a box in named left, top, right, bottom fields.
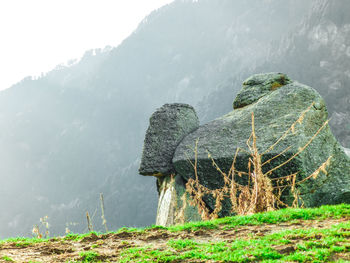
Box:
left=233, top=72, right=292, bottom=109
left=139, top=103, right=200, bottom=226
left=139, top=103, right=199, bottom=176
left=140, top=73, right=350, bottom=225
left=174, top=73, right=350, bottom=210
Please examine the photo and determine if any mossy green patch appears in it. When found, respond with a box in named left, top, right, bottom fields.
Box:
left=271, top=81, right=283, bottom=90
left=79, top=251, right=100, bottom=262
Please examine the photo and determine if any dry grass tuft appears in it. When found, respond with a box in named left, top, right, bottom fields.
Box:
left=100, top=193, right=108, bottom=232
left=86, top=211, right=94, bottom=232
left=32, top=215, right=50, bottom=239
left=185, top=103, right=332, bottom=220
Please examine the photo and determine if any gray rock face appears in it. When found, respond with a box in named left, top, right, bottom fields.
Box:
left=139, top=103, right=199, bottom=176
left=174, top=73, right=350, bottom=212
left=233, top=72, right=292, bottom=109
left=140, top=73, right=350, bottom=225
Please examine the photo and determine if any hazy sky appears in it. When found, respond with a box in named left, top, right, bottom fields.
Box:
left=0, top=0, right=174, bottom=90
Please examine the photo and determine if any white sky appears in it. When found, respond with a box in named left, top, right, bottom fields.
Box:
left=0, top=0, right=174, bottom=90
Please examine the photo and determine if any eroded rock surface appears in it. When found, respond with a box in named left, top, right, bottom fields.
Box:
left=139, top=103, right=199, bottom=176
left=233, top=72, right=292, bottom=109
left=174, top=73, right=350, bottom=212
left=156, top=176, right=201, bottom=226
left=140, top=73, right=350, bottom=225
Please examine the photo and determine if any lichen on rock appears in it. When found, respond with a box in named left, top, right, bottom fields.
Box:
left=233, top=72, right=291, bottom=109
left=140, top=73, right=350, bottom=226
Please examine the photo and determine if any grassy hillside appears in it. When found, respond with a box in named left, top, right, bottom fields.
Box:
left=0, top=204, right=349, bottom=262
left=0, top=0, right=314, bottom=238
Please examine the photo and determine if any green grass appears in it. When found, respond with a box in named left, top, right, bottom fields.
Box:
left=63, top=231, right=104, bottom=241
left=0, top=236, right=49, bottom=248
left=1, top=204, right=347, bottom=244
left=0, top=204, right=349, bottom=263
left=79, top=251, right=100, bottom=262
left=166, top=203, right=350, bottom=232
left=1, top=255, right=14, bottom=262
left=65, top=251, right=103, bottom=263
left=120, top=221, right=350, bottom=262
left=117, top=204, right=350, bottom=263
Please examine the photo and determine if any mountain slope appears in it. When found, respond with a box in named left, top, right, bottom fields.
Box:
left=1, top=0, right=348, bottom=239
left=199, top=0, right=350, bottom=147
left=263, top=0, right=350, bottom=147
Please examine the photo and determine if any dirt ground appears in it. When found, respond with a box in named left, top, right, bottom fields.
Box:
left=0, top=218, right=349, bottom=263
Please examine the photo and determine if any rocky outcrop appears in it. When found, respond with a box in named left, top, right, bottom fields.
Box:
left=140, top=73, right=350, bottom=226
left=233, top=73, right=292, bottom=109
left=139, top=103, right=200, bottom=225
left=174, top=73, right=350, bottom=212
left=139, top=103, right=199, bottom=176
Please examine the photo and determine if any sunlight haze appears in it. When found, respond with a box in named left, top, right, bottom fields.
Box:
left=0, top=0, right=173, bottom=90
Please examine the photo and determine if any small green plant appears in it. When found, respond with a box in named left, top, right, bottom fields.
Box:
left=64, top=231, right=102, bottom=242
left=64, top=233, right=81, bottom=241
left=79, top=251, right=100, bottom=262
left=15, top=241, right=32, bottom=248
left=1, top=255, right=14, bottom=262
left=168, top=239, right=198, bottom=250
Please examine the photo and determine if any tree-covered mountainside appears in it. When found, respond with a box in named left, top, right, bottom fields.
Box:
left=264, top=0, right=350, bottom=147
left=0, top=0, right=348, bottom=238
left=199, top=0, right=350, bottom=148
